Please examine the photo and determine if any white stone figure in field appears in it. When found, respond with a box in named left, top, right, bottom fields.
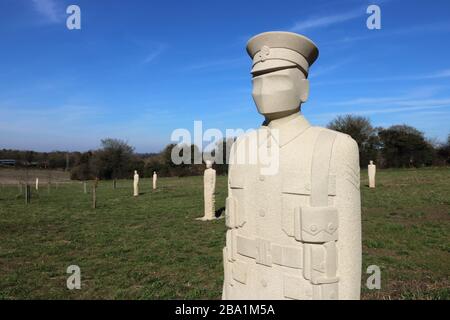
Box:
left=35, top=178, right=39, bottom=191
left=153, top=171, right=157, bottom=190
left=198, top=160, right=216, bottom=221
left=222, top=31, right=362, bottom=300
left=133, top=170, right=139, bottom=197
left=368, top=160, right=376, bottom=188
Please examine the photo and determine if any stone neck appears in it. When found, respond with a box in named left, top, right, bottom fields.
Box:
left=263, top=112, right=311, bottom=147
left=267, top=112, right=301, bottom=129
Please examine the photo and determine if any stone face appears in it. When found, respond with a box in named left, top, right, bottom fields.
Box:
left=197, top=161, right=216, bottom=221
left=222, top=31, right=362, bottom=300
left=133, top=170, right=139, bottom=197
left=368, top=160, right=376, bottom=188
left=153, top=171, right=157, bottom=190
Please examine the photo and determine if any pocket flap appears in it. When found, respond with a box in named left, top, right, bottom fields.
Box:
left=229, top=173, right=245, bottom=189
left=298, top=207, right=338, bottom=242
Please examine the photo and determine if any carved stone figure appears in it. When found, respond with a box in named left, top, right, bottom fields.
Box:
left=368, top=160, right=376, bottom=188
left=197, top=160, right=216, bottom=221
left=153, top=171, right=157, bottom=190
left=133, top=170, right=139, bottom=197
left=222, top=31, right=362, bottom=300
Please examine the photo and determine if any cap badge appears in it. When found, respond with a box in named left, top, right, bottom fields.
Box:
left=258, top=45, right=271, bottom=62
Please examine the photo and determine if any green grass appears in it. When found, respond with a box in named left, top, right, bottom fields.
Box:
left=360, top=167, right=450, bottom=299
left=0, top=167, right=449, bottom=299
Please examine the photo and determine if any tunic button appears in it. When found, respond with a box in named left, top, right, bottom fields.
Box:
left=259, top=175, right=265, bottom=181
left=328, top=223, right=335, bottom=232
left=259, top=209, right=265, bottom=217
left=261, top=279, right=267, bottom=287
left=310, top=224, right=318, bottom=232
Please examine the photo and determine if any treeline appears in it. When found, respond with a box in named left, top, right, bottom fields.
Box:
left=0, top=138, right=233, bottom=180
left=0, top=150, right=75, bottom=169
left=1, top=115, right=448, bottom=180
left=70, top=138, right=234, bottom=180
left=327, top=115, right=449, bottom=168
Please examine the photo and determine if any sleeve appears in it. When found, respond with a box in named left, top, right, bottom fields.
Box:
left=332, top=134, right=362, bottom=300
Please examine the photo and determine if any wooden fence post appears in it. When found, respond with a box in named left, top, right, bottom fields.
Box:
left=92, top=178, right=98, bottom=209
left=25, top=184, right=31, bottom=204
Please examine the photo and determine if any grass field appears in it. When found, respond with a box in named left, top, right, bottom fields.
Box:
left=0, top=167, right=449, bottom=299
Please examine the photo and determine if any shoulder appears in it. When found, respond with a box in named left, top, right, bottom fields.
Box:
left=306, top=126, right=359, bottom=168
left=310, top=126, right=358, bottom=153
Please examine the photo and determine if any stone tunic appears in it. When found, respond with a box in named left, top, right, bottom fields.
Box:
left=203, top=168, right=216, bottom=220
left=368, top=162, right=376, bottom=188
left=133, top=172, right=139, bottom=197
left=222, top=113, right=361, bottom=300
left=153, top=172, right=157, bottom=190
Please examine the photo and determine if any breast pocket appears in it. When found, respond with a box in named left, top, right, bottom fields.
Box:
left=226, top=171, right=246, bottom=228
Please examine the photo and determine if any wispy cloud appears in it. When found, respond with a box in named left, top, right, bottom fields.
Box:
left=181, top=57, right=246, bottom=72
left=309, top=85, right=450, bottom=129
left=309, top=58, right=353, bottom=78
left=127, top=38, right=167, bottom=65
left=316, top=103, right=450, bottom=119
left=288, top=0, right=390, bottom=33
left=0, top=103, right=111, bottom=151
left=31, top=0, right=62, bottom=23
left=424, top=69, right=450, bottom=79
left=322, top=21, right=450, bottom=46
left=310, top=101, right=450, bottom=127
left=315, top=68, right=450, bottom=86
left=288, top=0, right=393, bottom=33
left=328, top=85, right=450, bottom=106
left=290, top=9, right=362, bottom=32
left=142, top=44, right=167, bottom=64
left=0, top=104, right=102, bottom=125
left=330, top=97, right=450, bottom=108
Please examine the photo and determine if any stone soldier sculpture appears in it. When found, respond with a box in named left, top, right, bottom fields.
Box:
left=133, top=170, right=139, bottom=197
left=153, top=171, right=157, bottom=190
left=222, top=32, right=361, bottom=300
left=197, top=160, right=217, bottom=221
left=368, top=160, right=376, bottom=188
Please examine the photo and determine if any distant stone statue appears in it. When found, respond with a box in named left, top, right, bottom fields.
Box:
left=197, top=160, right=216, bottom=221
left=368, top=160, right=376, bottom=188
left=222, top=31, right=361, bottom=300
left=35, top=178, right=39, bottom=191
left=153, top=171, right=157, bottom=190
left=133, top=170, right=139, bottom=197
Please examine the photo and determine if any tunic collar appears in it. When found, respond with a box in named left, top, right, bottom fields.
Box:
left=262, top=113, right=311, bottom=147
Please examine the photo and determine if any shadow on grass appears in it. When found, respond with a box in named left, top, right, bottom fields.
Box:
left=215, top=207, right=225, bottom=218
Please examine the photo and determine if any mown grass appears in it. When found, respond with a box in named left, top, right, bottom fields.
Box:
left=0, top=167, right=449, bottom=299
left=360, top=167, right=449, bottom=299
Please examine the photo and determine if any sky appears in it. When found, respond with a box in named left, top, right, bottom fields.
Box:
left=0, top=0, right=449, bottom=153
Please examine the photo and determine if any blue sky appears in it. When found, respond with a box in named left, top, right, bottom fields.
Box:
left=0, top=0, right=449, bottom=152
